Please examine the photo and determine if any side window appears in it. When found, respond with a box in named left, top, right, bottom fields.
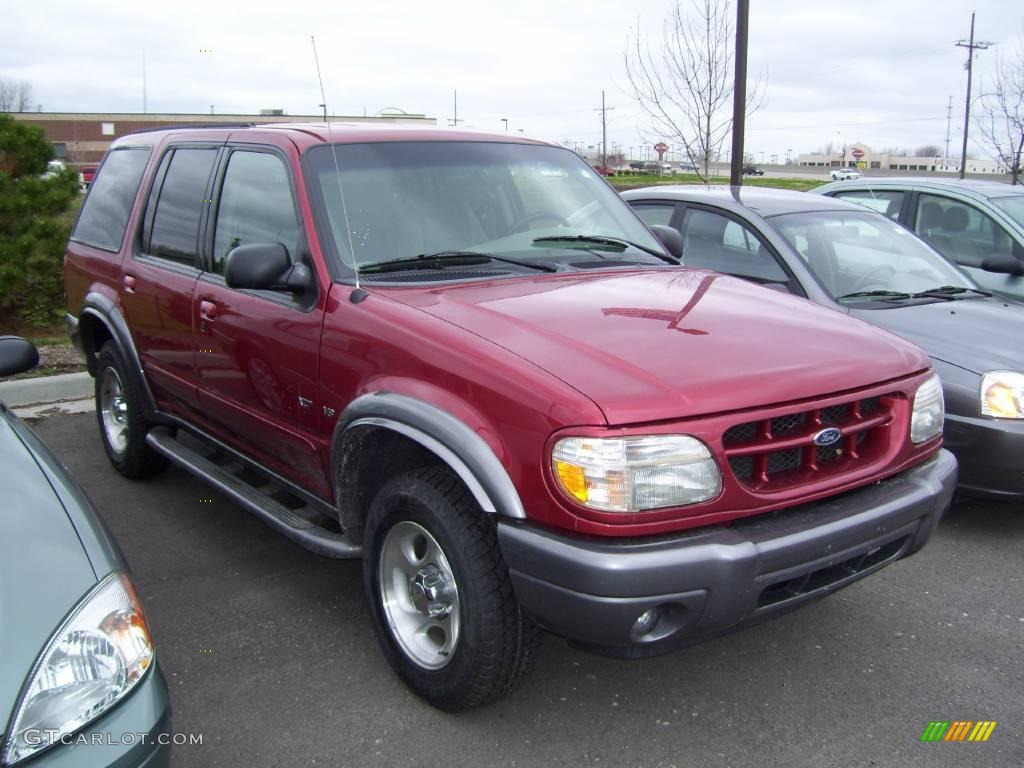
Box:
left=681, top=209, right=789, bottom=284
left=72, top=148, right=152, bottom=251
left=631, top=203, right=676, bottom=228
left=212, top=151, right=302, bottom=274
left=914, top=193, right=1012, bottom=267
left=833, top=190, right=904, bottom=221
left=146, top=148, right=218, bottom=267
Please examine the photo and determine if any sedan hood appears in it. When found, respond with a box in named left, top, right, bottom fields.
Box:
left=851, top=296, right=1024, bottom=375
left=0, top=412, right=97, bottom=734
left=392, top=270, right=929, bottom=424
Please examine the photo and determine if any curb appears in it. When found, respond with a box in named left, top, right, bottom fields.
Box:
left=0, top=371, right=93, bottom=407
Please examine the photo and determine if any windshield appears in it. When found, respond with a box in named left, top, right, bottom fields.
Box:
left=768, top=210, right=972, bottom=301
left=992, top=195, right=1024, bottom=228
left=306, top=141, right=663, bottom=274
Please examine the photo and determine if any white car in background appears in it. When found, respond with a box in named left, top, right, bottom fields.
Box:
left=831, top=167, right=862, bottom=181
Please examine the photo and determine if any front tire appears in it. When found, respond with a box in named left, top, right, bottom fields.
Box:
left=95, top=341, right=167, bottom=479
left=362, top=466, right=540, bottom=711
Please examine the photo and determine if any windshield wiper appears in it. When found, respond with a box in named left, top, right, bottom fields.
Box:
left=361, top=250, right=557, bottom=274
left=909, top=285, right=992, bottom=299
left=835, top=289, right=913, bottom=302
left=532, top=234, right=678, bottom=265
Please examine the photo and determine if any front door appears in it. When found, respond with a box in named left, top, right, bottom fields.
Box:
left=192, top=145, right=329, bottom=499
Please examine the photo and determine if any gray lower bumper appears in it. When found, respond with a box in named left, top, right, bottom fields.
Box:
left=499, top=450, right=957, bottom=657
left=944, top=413, right=1024, bottom=500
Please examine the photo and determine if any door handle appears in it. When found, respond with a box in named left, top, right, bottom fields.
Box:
left=123, top=274, right=137, bottom=294
left=199, top=300, right=217, bottom=321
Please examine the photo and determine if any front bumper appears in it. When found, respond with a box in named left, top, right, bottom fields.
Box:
left=499, top=450, right=957, bottom=657
left=7, top=659, right=172, bottom=768
left=944, top=413, right=1024, bottom=500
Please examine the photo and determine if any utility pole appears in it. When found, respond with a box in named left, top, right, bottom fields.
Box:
left=944, top=95, right=953, bottom=164
left=594, top=90, right=614, bottom=170
left=142, top=48, right=147, bottom=113
left=956, top=12, right=992, bottom=179
left=449, top=90, right=463, bottom=127
left=729, top=0, right=750, bottom=185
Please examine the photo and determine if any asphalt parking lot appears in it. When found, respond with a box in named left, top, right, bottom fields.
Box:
left=32, top=412, right=1023, bottom=768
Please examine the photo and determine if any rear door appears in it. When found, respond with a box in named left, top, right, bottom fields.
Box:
left=192, top=143, right=329, bottom=498
left=122, top=144, right=219, bottom=413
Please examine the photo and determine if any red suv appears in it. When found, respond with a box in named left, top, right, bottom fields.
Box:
left=65, top=124, right=956, bottom=711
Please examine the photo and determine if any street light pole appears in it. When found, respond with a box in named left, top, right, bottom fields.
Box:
left=729, top=0, right=750, bottom=186
left=501, top=118, right=508, bottom=132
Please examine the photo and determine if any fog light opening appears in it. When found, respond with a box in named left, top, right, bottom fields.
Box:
left=632, top=608, right=661, bottom=637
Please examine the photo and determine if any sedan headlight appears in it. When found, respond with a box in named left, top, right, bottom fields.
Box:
left=2, top=572, right=155, bottom=766
left=980, top=370, right=1024, bottom=419
left=552, top=435, right=721, bottom=512
left=910, top=372, right=944, bottom=444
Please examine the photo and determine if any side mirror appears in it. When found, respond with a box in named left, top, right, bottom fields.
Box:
left=224, top=243, right=306, bottom=291
left=649, top=224, right=684, bottom=260
left=980, top=252, right=1024, bottom=277
left=0, top=336, right=39, bottom=377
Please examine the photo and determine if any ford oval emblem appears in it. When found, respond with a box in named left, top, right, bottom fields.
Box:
left=813, top=427, right=842, bottom=447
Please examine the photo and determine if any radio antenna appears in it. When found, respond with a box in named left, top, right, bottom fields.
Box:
left=311, top=35, right=361, bottom=291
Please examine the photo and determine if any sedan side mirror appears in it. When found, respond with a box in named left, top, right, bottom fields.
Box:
left=225, top=243, right=310, bottom=292
left=980, top=252, right=1024, bottom=277
left=649, top=225, right=684, bottom=260
left=0, top=336, right=39, bottom=377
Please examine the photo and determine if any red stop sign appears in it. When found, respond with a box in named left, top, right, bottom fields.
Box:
left=851, top=148, right=865, bottom=159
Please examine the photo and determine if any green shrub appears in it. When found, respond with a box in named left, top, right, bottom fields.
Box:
left=0, top=115, right=80, bottom=329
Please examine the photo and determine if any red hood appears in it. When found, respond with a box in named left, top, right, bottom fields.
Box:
left=386, top=270, right=930, bottom=425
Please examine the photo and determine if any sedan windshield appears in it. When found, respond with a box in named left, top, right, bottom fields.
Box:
left=992, top=195, right=1024, bottom=228
left=769, top=210, right=972, bottom=302
left=306, top=141, right=664, bottom=275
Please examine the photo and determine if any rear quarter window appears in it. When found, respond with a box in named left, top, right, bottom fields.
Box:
left=71, top=148, right=152, bottom=252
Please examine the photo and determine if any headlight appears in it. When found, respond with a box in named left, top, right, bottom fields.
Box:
left=551, top=435, right=721, bottom=512
left=910, top=372, right=944, bottom=444
left=1, top=572, right=154, bottom=766
left=980, top=370, right=1024, bottom=419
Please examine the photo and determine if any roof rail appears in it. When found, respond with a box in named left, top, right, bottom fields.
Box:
left=124, top=122, right=257, bottom=135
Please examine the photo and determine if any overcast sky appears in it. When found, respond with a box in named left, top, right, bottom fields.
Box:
left=4, top=0, right=1021, bottom=162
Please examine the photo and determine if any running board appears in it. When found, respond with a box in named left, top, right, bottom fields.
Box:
left=146, top=427, right=361, bottom=559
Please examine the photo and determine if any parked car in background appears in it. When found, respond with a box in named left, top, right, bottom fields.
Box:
left=814, top=177, right=1024, bottom=302
left=40, top=159, right=66, bottom=179
left=830, top=167, right=862, bottom=181
left=592, top=164, right=616, bottom=177
left=624, top=185, right=1024, bottom=501
left=81, top=164, right=99, bottom=187
left=742, top=164, right=764, bottom=176
left=0, top=337, right=171, bottom=766
left=64, top=123, right=955, bottom=710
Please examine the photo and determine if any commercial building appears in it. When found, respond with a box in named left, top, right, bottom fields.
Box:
left=797, top=142, right=1008, bottom=175
left=12, top=110, right=436, bottom=166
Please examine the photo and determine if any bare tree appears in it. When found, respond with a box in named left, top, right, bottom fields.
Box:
left=976, top=40, right=1024, bottom=184
left=0, top=79, right=33, bottom=112
left=916, top=145, right=942, bottom=157
left=624, top=0, right=765, bottom=182
left=815, top=141, right=835, bottom=156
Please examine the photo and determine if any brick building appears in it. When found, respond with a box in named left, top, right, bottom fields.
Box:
left=12, top=110, right=436, bottom=167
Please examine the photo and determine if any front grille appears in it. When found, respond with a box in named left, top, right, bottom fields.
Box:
left=722, top=394, right=895, bottom=491
left=757, top=535, right=910, bottom=608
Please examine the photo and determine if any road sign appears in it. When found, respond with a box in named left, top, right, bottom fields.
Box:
left=655, top=142, right=668, bottom=159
